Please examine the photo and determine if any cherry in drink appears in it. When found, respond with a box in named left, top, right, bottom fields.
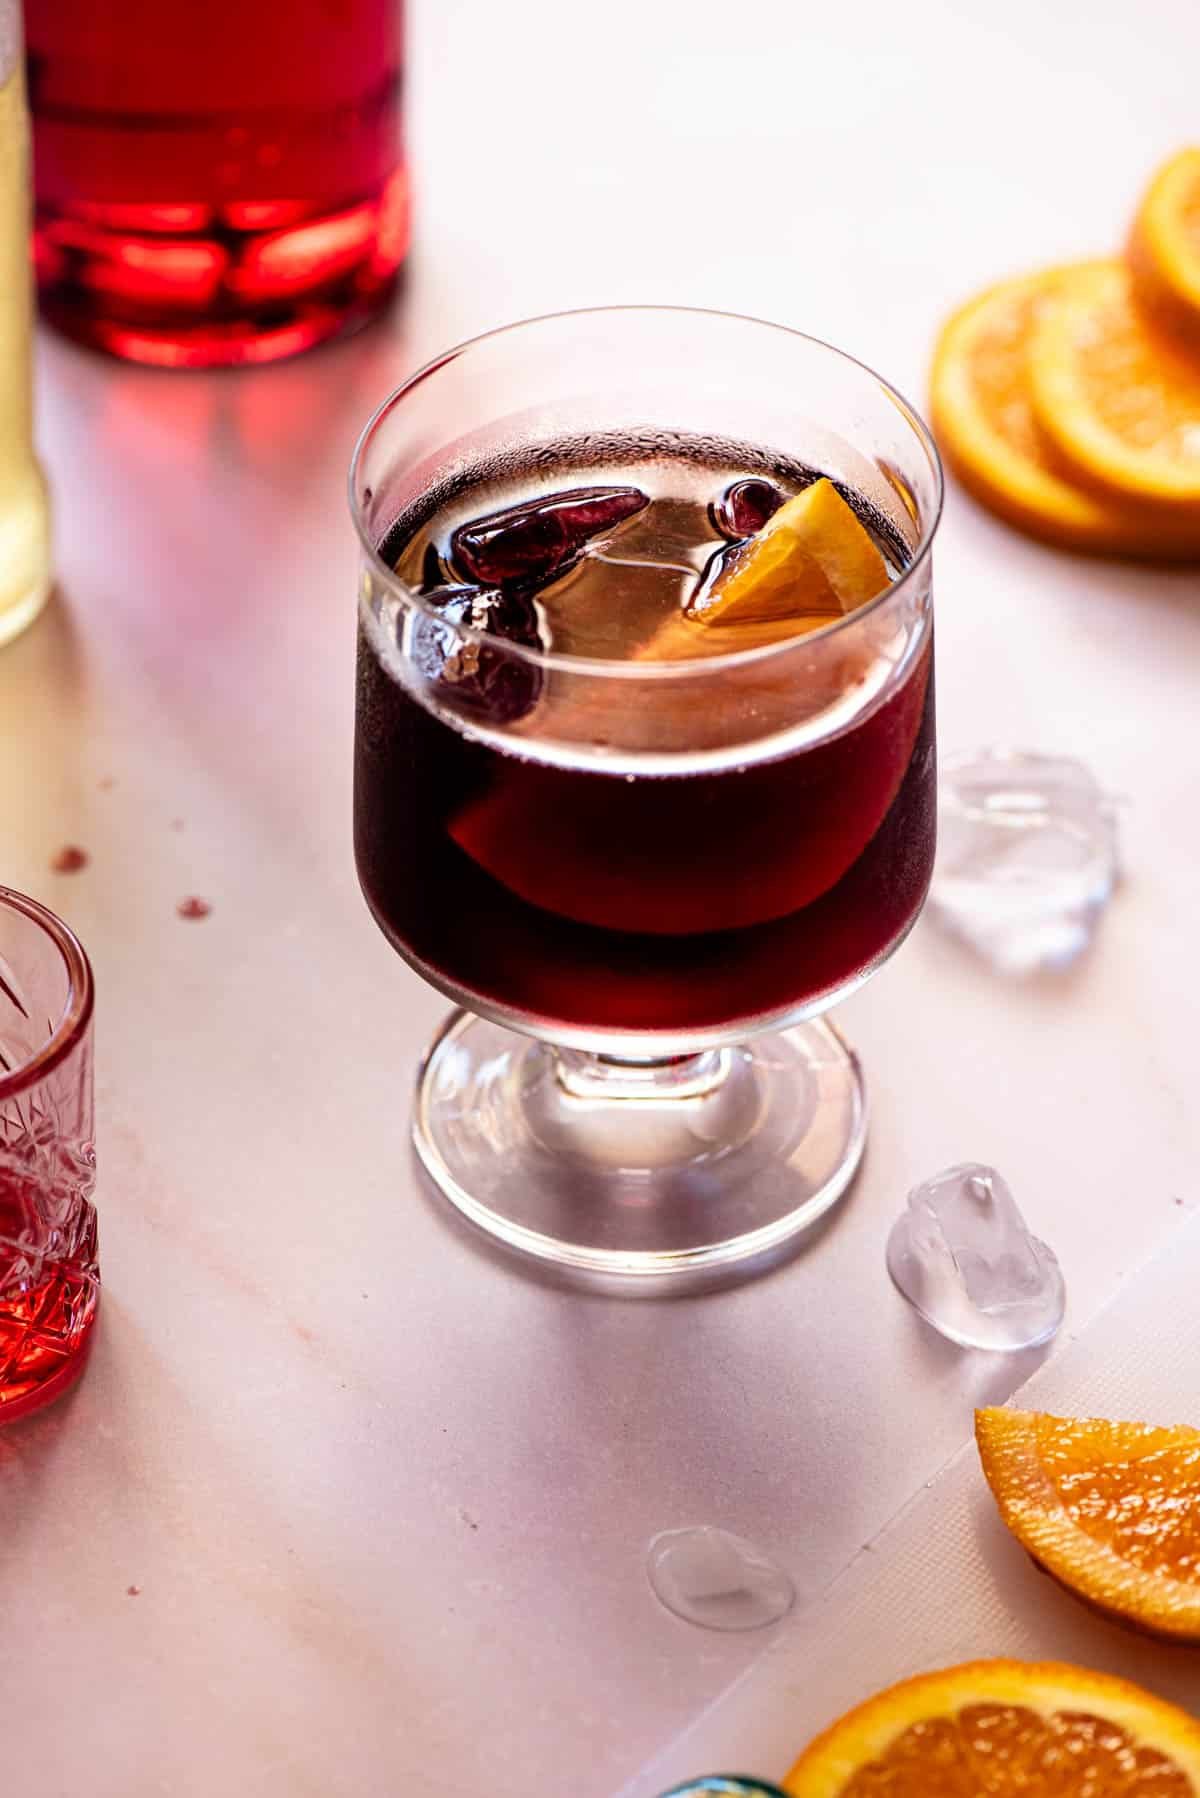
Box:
left=355, top=437, right=935, bottom=1043
left=25, top=0, right=406, bottom=366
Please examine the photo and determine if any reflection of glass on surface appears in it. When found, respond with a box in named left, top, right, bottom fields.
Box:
left=0, top=887, right=98, bottom=1420
left=0, top=3, right=50, bottom=648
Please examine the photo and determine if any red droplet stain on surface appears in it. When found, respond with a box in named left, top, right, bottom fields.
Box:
left=51, top=845, right=89, bottom=874
left=126, top=1585, right=141, bottom=1597
left=98, top=776, right=116, bottom=791
left=176, top=897, right=211, bottom=920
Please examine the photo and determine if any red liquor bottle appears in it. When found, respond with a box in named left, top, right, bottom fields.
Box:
left=24, top=0, right=407, bottom=367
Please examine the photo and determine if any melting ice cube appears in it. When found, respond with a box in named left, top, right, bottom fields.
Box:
left=646, top=1526, right=795, bottom=1633
left=929, top=750, right=1119, bottom=974
left=886, top=1163, right=1065, bottom=1351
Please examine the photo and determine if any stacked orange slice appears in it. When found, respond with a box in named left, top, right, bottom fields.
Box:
left=931, top=152, right=1200, bottom=558
left=1129, top=148, right=1200, bottom=346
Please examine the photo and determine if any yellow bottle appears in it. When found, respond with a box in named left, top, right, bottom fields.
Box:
left=0, top=19, right=50, bottom=648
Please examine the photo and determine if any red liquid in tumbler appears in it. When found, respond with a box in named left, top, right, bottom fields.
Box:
left=355, top=442, right=935, bottom=1039
left=25, top=0, right=406, bottom=366
left=0, top=1164, right=98, bottom=1419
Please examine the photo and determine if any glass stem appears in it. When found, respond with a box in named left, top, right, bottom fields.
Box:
left=553, top=1046, right=731, bottom=1102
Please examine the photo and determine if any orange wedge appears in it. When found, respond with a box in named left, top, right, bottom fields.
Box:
left=930, top=264, right=1200, bottom=558
left=643, top=478, right=889, bottom=662
left=1129, top=148, right=1200, bottom=346
left=693, top=479, right=888, bottom=627
left=976, top=1406, right=1200, bottom=1641
left=1029, top=259, right=1200, bottom=512
left=784, top=1659, right=1200, bottom=1795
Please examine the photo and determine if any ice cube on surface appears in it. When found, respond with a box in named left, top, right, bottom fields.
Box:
left=646, top=1526, right=795, bottom=1632
left=929, top=749, right=1118, bottom=974
left=886, top=1162, right=1065, bottom=1351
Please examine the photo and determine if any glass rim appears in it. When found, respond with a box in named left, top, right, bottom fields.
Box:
left=0, top=887, right=94, bottom=1101
left=348, top=303, right=943, bottom=681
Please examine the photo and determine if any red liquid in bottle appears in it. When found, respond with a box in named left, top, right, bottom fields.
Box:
left=25, top=0, right=407, bottom=367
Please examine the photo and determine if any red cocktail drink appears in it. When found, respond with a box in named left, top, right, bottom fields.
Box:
left=350, top=310, right=942, bottom=1283
left=356, top=446, right=934, bottom=1041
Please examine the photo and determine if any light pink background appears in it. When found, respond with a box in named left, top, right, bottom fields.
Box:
left=2, top=0, right=1198, bottom=1789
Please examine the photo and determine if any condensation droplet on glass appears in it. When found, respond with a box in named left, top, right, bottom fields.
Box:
left=646, top=1526, right=794, bottom=1632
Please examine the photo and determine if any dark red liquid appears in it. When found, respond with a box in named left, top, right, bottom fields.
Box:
left=25, top=0, right=406, bottom=366
left=355, top=640, right=935, bottom=1041
left=356, top=452, right=936, bottom=1040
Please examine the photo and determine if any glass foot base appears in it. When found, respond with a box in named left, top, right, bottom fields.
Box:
left=413, top=1010, right=867, bottom=1291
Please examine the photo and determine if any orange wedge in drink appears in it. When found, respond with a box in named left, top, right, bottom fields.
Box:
left=642, top=478, right=889, bottom=662
left=1129, top=147, right=1200, bottom=346
left=692, top=478, right=889, bottom=626
left=976, top=1406, right=1200, bottom=1641
left=1029, top=259, right=1200, bottom=513
left=784, top=1659, right=1200, bottom=1795
left=930, top=265, right=1200, bottom=558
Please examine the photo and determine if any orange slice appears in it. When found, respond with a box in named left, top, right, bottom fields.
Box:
left=693, top=479, right=888, bottom=627
left=1029, top=258, right=1200, bottom=512
left=976, top=1406, right=1200, bottom=1640
left=930, top=264, right=1200, bottom=558
left=784, top=1659, right=1200, bottom=1795
left=643, top=478, right=889, bottom=662
left=1129, top=148, right=1200, bottom=345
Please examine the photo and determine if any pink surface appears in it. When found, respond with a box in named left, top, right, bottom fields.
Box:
left=631, top=1214, right=1200, bottom=1792
left=3, top=0, right=1199, bottom=1789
